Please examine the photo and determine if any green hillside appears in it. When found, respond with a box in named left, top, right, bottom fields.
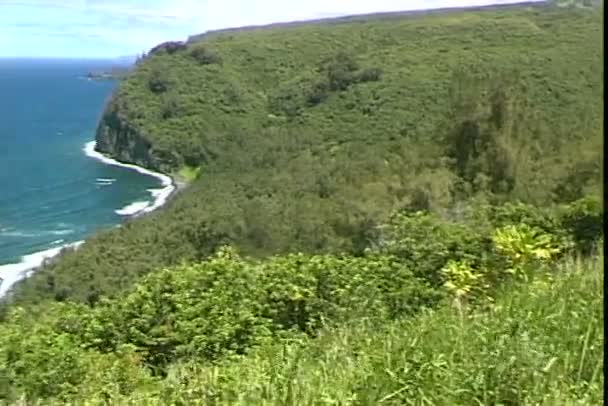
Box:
left=7, top=3, right=603, bottom=307
left=1, top=206, right=603, bottom=403
left=0, top=3, right=604, bottom=402
left=1, top=185, right=604, bottom=403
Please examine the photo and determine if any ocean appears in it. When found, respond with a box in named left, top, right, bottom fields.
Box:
left=0, top=59, right=171, bottom=296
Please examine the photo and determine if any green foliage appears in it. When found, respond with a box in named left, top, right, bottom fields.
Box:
left=189, top=46, right=222, bottom=65
left=152, top=258, right=600, bottom=406
left=356, top=67, right=383, bottom=83
left=99, top=251, right=271, bottom=368
left=8, top=3, right=603, bottom=309
left=1, top=255, right=602, bottom=404
left=306, top=81, right=330, bottom=106
left=492, top=224, right=564, bottom=279
left=160, top=94, right=182, bottom=119
left=148, top=67, right=172, bottom=93
left=378, top=211, right=495, bottom=287
left=0, top=305, right=154, bottom=401
left=324, top=52, right=360, bottom=91
left=177, top=165, right=201, bottom=183
left=0, top=5, right=604, bottom=403
left=558, top=195, right=604, bottom=254
left=443, top=70, right=524, bottom=197
left=1, top=189, right=603, bottom=404
left=441, top=259, right=485, bottom=300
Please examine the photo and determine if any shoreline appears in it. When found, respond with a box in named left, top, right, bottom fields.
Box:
left=0, top=141, right=180, bottom=299
left=83, top=141, right=178, bottom=217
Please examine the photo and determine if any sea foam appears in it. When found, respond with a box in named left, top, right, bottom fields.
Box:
left=95, top=178, right=116, bottom=186
left=0, top=143, right=176, bottom=298
left=1, top=228, right=75, bottom=238
left=84, top=141, right=175, bottom=217
left=0, top=241, right=84, bottom=297
left=115, top=201, right=150, bottom=216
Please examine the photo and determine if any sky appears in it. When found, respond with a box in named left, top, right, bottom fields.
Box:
left=0, top=0, right=544, bottom=59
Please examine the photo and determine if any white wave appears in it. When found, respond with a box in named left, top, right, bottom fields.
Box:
left=147, top=188, right=164, bottom=198
left=0, top=230, right=38, bottom=238
left=95, top=178, right=116, bottom=185
left=84, top=141, right=176, bottom=216
left=50, top=229, right=75, bottom=236
left=115, top=201, right=150, bottom=216
left=0, top=141, right=176, bottom=298
left=0, top=229, right=74, bottom=238
left=0, top=241, right=85, bottom=297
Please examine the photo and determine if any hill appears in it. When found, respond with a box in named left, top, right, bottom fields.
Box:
left=7, top=2, right=602, bottom=305
left=185, top=1, right=548, bottom=43
left=1, top=216, right=603, bottom=402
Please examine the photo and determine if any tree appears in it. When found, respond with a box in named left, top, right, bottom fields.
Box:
left=160, top=94, right=182, bottom=119
left=443, top=69, right=522, bottom=197
left=148, top=68, right=171, bottom=93
left=190, top=46, right=222, bottom=65
left=324, top=52, right=359, bottom=91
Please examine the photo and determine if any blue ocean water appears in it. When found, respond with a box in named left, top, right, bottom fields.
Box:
left=0, top=59, right=161, bottom=269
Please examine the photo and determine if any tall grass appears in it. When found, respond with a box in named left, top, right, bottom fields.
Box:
left=48, top=254, right=599, bottom=405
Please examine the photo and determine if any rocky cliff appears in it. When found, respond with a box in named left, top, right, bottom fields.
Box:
left=94, top=101, right=176, bottom=173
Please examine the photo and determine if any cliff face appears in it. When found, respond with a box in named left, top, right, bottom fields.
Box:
left=95, top=102, right=175, bottom=173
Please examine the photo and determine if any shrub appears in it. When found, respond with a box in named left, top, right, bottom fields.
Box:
left=160, top=95, right=182, bottom=119
left=327, top=68, right=356, bottom=91
left=441, top=260, right=486, bottom=302
left=492, top=224, right=563, bottom=280
left=324, top=52, right=360, bottom=91
left=558, top=196, right=604, bottom=255
left=148, top=68, right=171, bottom=93
left=306, top=82, right=330, bottom=106
left=378, top=211, right=495, bottom=287
left=357, top=67, right=383, bottom=83
left=149, top=41, right=186, bottom=55
left=190, top=46, right=222, bottom=65
left=269, top=86, right=304, bottom=118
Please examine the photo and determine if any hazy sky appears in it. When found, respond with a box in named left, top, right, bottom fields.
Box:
left=0, top=0, right=544, bottom=58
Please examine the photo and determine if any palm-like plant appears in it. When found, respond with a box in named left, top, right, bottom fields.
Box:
left=492, top=224, right=564, bottom=280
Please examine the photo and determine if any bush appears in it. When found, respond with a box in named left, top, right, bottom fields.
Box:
left=160, top=95, right=182, bottom=119
left=190, top=46, right=222, bottom=65
left=149, top=41, right=187, bottom=55
left=324, top=52, right=359, bottom=91
left=148, top=68, right=171, bottom=93
left=269, top=86, right=304, bottom=118
left=357, top=67, right=383, bottom=83
left=327, top=68, right=356, bottom=91
left=306, top=82, right=330, bottom=106
left=488, top=202, right=563, bottom=236
left=558, top=196, right=604, bottom=255
left=378, top=211, right=495, bottom=287
left=492, top=224, right=563, bottom=280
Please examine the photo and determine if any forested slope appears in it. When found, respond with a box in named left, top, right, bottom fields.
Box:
left=8, top=2, right=603, bottom=305
left=0, top=2, right=604, bottom=403
left=1, top=199, right=604, bottom=403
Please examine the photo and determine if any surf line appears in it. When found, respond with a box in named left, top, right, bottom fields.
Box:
left=84, top=141, right=176, bottom=217
left=0, top=241, right=84, bottom=298
left=0, top=142, right=177, bottom=299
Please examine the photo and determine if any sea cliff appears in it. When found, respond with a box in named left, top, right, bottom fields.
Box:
left=94, top=102, right=173, bottom=173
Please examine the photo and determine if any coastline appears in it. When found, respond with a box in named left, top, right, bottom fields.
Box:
left=83, top=141, right=178, bottom=217
left=0, top=141, right=180, bottom=299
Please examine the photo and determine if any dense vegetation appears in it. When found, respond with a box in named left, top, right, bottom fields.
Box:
left=5, top=2, right=602, bottom=305
left=0, top=2, right=603, bottom=403
left=0, top=196, right=603, bottom=403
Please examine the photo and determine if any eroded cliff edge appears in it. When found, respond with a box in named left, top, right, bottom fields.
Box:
left=94, top=100, right=175, bottom=174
